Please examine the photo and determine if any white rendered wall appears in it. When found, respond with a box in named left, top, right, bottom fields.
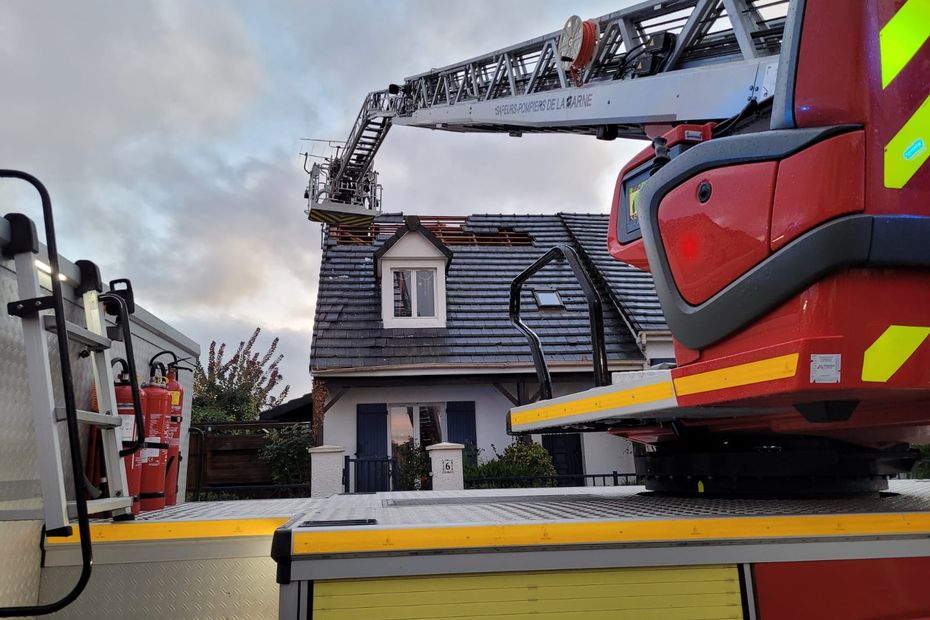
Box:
left=321, top=380, right=633, bottom=474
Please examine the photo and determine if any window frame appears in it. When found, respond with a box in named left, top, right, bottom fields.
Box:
left=380, top=257, right=447, bottom=328
left=391, top=267, right=437, bottom=319
left=387, top=402, right=444, bottom=450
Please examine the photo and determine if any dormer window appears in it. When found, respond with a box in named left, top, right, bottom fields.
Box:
left=376, top=216, right=452, bottom=329
left=393, top=268, right=436, bottom=318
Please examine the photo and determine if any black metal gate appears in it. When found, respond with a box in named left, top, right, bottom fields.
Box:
left=343, top=456, right=397, bottom=493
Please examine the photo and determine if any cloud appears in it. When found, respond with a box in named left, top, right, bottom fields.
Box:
left=1, top=1, right=643, bottom=403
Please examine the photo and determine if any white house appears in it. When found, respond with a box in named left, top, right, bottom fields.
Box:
left=310, top=213, right=671, bottom=491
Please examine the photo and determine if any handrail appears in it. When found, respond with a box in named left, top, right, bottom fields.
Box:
left=509, top=244, right=610, bottom=401
left=104, top=292, right=144, bottom=458
left=329, top=89, right=396, bottom=192
left=0, top=170, right=92, bottom=617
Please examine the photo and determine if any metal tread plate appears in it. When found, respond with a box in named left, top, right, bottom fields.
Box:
left=297, top=480, right=930, bottom=527
left=272, top=481, right=930, bottom=582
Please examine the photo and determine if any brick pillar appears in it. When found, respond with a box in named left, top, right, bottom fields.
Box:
left=426, top=442, right=465, bottom=491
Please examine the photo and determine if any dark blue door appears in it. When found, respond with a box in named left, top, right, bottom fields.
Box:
left=446, top=401, right=477, bottom=467
left=356, top=404, right=390, bottom=492
left=542, top=434, right=584, bottom=486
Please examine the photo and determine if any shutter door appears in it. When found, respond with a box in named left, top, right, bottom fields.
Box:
left=312, top=565, right=744, bottom=619
left=445, top=401, right=477, bottom=466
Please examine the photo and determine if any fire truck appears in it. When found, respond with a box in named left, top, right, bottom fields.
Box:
left=1, top=0, right=929, bottom=618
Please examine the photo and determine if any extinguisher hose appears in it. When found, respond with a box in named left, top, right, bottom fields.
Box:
left=149, top=349, right=178, bottom=369
left=100, top=293, right=145, bottom=457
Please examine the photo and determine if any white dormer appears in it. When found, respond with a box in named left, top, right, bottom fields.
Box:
left=375, top=217, right=451, bottom=329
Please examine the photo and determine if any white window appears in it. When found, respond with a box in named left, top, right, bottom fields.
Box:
left=392, top=269, right=436, bottom=318
left=378, top=229, right=448, bottom=328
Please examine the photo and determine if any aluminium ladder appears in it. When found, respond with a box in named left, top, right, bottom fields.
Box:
left=4, top=214, right=132, bottom=535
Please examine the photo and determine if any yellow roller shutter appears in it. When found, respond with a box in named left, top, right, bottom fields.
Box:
left=312, top=565, right=743, bottom=620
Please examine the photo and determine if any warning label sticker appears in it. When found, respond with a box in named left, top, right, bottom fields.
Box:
left=810, top=354, right=841, bottom=383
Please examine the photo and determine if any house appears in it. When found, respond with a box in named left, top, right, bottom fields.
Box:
left=310, top=213, right=670, bottom=490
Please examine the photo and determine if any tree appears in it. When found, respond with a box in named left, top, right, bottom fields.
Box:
left=192, top=327, right=291, bottom=423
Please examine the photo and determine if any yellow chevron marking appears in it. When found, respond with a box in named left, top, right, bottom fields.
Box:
left=862, top=325, right=930, bottom=382
left=885, top=93, right=930, bottom=189
left=880, top=0, right=930, bottom=89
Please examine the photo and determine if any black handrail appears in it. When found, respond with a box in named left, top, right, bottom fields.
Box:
left=0, top=170, right=92, bottom=617
left=509, top=244, right=610, bottom=401
left=106, top=299, right=145, bottom=459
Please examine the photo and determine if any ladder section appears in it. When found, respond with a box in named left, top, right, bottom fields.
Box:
left=4, top=214, right=132, bottom=534
left=306, top=89, right=397, bottom=225
left=74, top=267, right=131, bottom=520
left=396, top=0, right=789, bottom=135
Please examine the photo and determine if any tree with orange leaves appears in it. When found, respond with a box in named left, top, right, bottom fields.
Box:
left=191, top=327, right=291, bottom=422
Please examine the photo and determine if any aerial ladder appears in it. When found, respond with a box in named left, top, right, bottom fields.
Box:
left=306, top=0, right=930, bottom=495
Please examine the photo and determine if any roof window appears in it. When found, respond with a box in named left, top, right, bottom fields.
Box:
left=534, top=290, right=564, bottom=309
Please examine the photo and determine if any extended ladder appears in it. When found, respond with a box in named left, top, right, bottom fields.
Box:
left=4, top=207, right=132, bottom=535
left=305, top=0, right=790, bottom=223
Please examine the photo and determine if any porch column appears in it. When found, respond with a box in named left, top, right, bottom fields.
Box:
left=426, top=442, right=465, bottom=491
left=310, top=445, right=345, bottom=498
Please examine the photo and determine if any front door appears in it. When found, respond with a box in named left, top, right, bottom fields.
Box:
left=446, top=401, right=478, bottom=467
left=542, top=434, right=584, bottom=486
left=356, top=404, right=390, bottom=492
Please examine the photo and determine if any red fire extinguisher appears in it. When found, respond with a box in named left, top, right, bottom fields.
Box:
left=164, top=365, right=184, bottom=506
left=151, top=350, right=191, bottom=506
left=139, top=362, right=170, bottom=511
left=112, top=358, right=146, bottom=514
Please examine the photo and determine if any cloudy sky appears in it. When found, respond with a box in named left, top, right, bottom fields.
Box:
left=0, top=0, right=645, bottom=399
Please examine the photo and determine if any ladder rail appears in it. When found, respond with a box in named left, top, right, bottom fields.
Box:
left=81, top=288, right=131, bottom=516
left=0, top=170, right=93, bottom=617
left=396, top=0, right=788, bottom=132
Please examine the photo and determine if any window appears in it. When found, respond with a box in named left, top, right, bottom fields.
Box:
left=389, top=404, right=442, bottom=457
left=392, top=269, right=436, bottom=318
left=534, top=289, right=564, bottom=309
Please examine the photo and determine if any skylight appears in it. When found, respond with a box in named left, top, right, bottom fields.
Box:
left=534, top=290, right=564, bottom=309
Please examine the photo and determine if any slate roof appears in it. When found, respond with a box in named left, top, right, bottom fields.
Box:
left=560, top=213, right=667, bottom=333
left=310, top=213, right=667, bottom=374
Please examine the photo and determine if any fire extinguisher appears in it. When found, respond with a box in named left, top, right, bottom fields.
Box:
left=112, top=358, right=146, bottom=514
left=139, top=361, right=170, bottom=511
left=150, top=351, right=192, bottom=505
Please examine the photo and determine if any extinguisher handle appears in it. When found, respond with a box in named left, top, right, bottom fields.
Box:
left=100, top=292, right=145, bottom=457
left=110, top=357, right=129, bottom=377
left=150, top=361, right=168, bottom=381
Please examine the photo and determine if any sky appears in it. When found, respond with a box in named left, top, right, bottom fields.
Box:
left=0, top=0, right=645, bottom=400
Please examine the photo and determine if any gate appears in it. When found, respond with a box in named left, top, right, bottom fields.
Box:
left=343, top=456, right=397, bottom=493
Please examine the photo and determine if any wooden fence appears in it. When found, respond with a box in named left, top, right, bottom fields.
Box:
left=185, top=421, right=311, bottom=500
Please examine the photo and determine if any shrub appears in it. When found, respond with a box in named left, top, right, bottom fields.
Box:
left=465, top=441, right=557, bottom=488
left=258, top=425, right=313, bottom=485
left=395, top=440, right=431, bottom=491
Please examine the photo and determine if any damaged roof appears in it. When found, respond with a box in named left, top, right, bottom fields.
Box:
left=310, top=213, right=667, bottom=374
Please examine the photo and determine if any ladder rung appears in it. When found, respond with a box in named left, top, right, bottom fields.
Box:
left=69, top=496, right=133, bottom=517
left=43, top=316, right=111, bottom=350
left=54, top=407, right=122, bottom=429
